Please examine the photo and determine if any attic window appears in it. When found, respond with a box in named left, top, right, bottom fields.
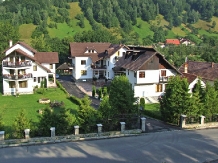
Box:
left=92, top=50, right=95, bottom=53
left=139, top=72, right=145, bottom=78
left=118, top=51, right=120, bottom=56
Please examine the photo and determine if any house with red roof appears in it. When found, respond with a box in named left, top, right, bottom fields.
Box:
left=165, top=39, right=180, bottom=46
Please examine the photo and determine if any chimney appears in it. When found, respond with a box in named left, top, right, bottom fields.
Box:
left=211, top=62, right=214, bottom=68
left=184, top=62, right=188, bottom=73
left=9, top=40, right=13, bottom=47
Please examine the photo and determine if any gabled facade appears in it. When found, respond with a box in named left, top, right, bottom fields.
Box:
left=182, top=73, right=205, bottom=93
left=69, top=42, right=128, bottom=80
left=2, top=41, right=59, bottom=95
left=114, top=46, right=181, bottom=97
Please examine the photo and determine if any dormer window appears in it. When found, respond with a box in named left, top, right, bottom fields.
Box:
left=88, top=50, right=91, bottom=53
left=81, top=60, right=86, bottom=65
left=92, top=50, right=95, bottom=53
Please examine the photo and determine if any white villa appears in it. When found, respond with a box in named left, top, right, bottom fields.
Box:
left=2, top=41, right=59, bottom=95
left=69, top=42, right=128, bottom=81
left=114, top=46, right=181, bottom=98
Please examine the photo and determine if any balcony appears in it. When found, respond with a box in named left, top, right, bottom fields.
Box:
left=3, top=61, right=32, bottom=67
left=3, top=73, right=33, bottom=80
left=91, top=64, right=107, bottom=69
left=159, top=76, right=168, bottom=82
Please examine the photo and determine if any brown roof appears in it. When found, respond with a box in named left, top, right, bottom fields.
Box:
left=182, top=73, right=197, bottom=84
left=34, top=52, right=59, bottom=64
left=18, top=42, right=38, bottom=53
left=56, top=62, right=71, bottom=70
left=2, top=41, right=38, bottom=54
left=115, top=47, right=180, bottom=73
left=70, top=42, right=127, bottom=62
left=178, top=61, right=218, bottom=81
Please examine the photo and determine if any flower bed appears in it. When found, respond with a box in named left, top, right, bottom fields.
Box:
left=39, top=98, right=50, bottom=104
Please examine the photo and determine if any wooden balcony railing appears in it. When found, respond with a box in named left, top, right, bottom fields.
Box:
left=3, top=61, right=32, bottom=67
left=3, top=73, right=33, bottom=80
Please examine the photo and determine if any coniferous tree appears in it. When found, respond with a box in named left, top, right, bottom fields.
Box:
left=13, top=109, right=31, bottom=139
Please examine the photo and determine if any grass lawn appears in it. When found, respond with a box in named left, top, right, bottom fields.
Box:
left=0, top=81, right=78, bottom=132
left=133, top=18, right=154, bottom=42
left=68, top=2, right=82, bottom=19
left=143, top=103, right=161, bottom=119
left=19, top=24, right=36, bottom=44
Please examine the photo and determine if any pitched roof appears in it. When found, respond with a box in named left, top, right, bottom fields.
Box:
left=69, top=42, right=127, bottom=62
left=34, top=52, right=59, bottom=64
left=178, top=61, right=218, bottom=81
left=182, top=73, right=198, bottom=84
left=115, top=47, right=180, bottom=73
left=165, top=39, right=180, bottom=45
left=56, top=62, right=71, bottom=70
left=2, top=41, right=38, bottom=54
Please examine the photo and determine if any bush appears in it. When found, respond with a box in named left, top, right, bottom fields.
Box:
left=140, top=97, right=145, bottom=108
left=56, top=80, right=68, bottom=95
left=92, top=86, right=96, bottom=97
left=68, top=96, right=82, bottom=106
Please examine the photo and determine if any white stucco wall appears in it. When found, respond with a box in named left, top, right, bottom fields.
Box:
left=5, top=44, right=34, bottom=57
left=41, top=63, right=56, bottom=73
left=74, top=57, right=93, bottom=80
left=107, top=47, right=127, bottom=79
left=134, top=84, right=166, bottom=97
left=188, top=78, right=206, bottom=93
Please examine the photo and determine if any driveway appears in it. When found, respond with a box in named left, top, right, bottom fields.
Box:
left=57, top=75, right=100, bottom=109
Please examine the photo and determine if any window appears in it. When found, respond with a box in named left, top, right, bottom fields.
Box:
left=21, top=56, right=25, bottom=62
left=34, top=77, right=36, bottom=82
left=161, top=70, right=166, bottom=76
left=123, top=52, right=126, bottom=56
left=134, top=72, right=136, bottom=78
left=92, top=50, right=95, bottom=53
left=33, top=65, right=37, bottom=71
left=108, top=72, right=109, bottom=78
left=81, top=70, right=87, bottom=76
left=49, top=64, right=53, bottom=69
left=38, top=77, right=40, bottom=83
left=81, top=60, right=86, bottom=65
left=19, top=81, right=27, bottom=88
left=128, top=70, right=129, bottom=75
left=108, top=61, right=109, bottom=66
left=139, top=72, right=145, bottom=78
left=156, top=84, right=163, bottom=92
left=94, top=71, right=98, bottom=75
left=9, top=81, right=15, bottom=88
left=10, top=56, right=13, bottom=62
left=118, top=51, right=120, bottom=56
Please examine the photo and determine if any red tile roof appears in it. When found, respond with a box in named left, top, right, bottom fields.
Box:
left=165, top=39, right=180, bottom=45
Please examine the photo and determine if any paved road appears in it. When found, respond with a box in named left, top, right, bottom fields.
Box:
left=57, top=75, right=100, bottom=108
left=0, top=129, right=218, bottom=163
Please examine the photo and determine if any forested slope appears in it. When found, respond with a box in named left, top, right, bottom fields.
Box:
left=0, top=0, right=218, bottom=66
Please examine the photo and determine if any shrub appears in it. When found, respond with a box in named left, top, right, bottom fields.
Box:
left=140, top=97, right=145, bottom=108
left=69, top=96, right=82, bottom=106
left=92, top=86, right=96, bottom=97
left=98, top=88, right=102, bottom=100
left=102, top=87, right=107, bottom=97
left=56, top=80, right=68, bottom=95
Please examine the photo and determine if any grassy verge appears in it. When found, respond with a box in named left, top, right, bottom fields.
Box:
left=143, top=103, right=161, bottom=120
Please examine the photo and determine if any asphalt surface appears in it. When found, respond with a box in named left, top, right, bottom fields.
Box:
left=57, top=75, right=100, bottom=108
left=1, top=129, right=218, bottom=163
